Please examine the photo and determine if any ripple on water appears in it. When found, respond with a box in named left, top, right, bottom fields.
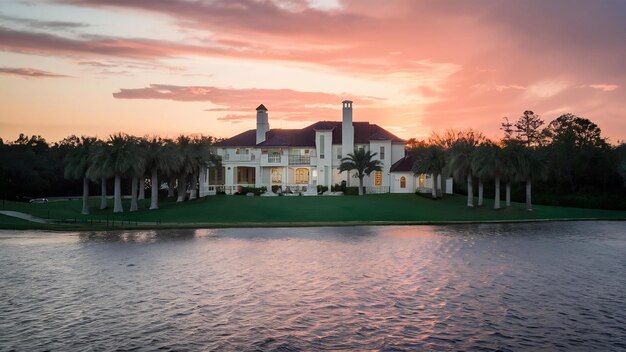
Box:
left=0, top=222, right=625, bottom=351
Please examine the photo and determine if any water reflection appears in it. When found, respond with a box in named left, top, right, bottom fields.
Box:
left=77, top=229, right=216, bottom=244
left=0, top=222, right=624, bottom=351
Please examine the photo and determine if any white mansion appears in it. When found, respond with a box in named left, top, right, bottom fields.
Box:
left=199, top=101, right=451, bottom=195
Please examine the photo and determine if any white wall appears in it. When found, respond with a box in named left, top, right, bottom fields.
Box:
left=390, top=172, right=416, bottom=193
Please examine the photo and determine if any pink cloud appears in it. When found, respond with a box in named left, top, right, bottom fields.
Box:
left=0, top=67, right=69, bottom=78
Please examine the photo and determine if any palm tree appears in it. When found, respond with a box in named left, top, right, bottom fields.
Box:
left=101, top=133, right=140, bottom=213
left=188, top=136, right=213, bottom=200
left=500, top=141, right=521, bottom=207
left=176, top=135, right=195, bottom=202
left=411, top=145, right=445, bottom=199
left=471, top=143, right=505, bottom=209
left=144, top=137, right=168, bottom=210
left=87, top=140, right=112, bottom=210
left=516, top=144, right=545, bottom=211
left=63, top=136, right=97, bottom=214
left=339, top=148, right=383, bottom=195
left=128, top=137, right=146, bottom=212
left=447, top=140, right=476, bottom=207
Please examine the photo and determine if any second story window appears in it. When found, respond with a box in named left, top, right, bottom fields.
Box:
left=320, top=135, right=325, bottom=159
left=337, top=147, right=342, bottom=159
left=380, top=146, right=385, bottom=160
left=269, top=151, right=281, bottom=163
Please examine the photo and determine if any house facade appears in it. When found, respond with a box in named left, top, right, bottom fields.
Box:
left=200, top=101, right=449, bottom=195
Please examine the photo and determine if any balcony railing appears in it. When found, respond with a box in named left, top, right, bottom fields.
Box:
left=288, top=155, right=311, bottom=165
left=224, top=154, right=256, bottom=162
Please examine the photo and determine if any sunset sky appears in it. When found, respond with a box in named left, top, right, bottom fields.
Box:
left=1, top=0, right=625, bottom=143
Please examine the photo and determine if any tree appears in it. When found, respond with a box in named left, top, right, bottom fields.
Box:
left=511, top=110, right=546, bottom=147
left=101, top=134, right=141, bottom=213
left=87, top=140, right=112, bottom=210
left=339, top=148, right=382, bottom=195
left=63, top=136, right=96, bottom=214
left=411, top=145, right=445, bottom=199
left=144, top=137, right=168, bottom=210
left=471, top=142, right=506, bottom=209
left=545, top=114, right=606, bottom=193
left=175, top=135, right=195, bottom=202
left=515, top=143, right=545, bottom=211
left=500, top=140, right=522, bottom=207
left=445, top=131, right=484, bottom=207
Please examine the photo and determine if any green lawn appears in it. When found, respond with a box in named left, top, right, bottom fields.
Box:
left=1, top=194, right=625, bottom=230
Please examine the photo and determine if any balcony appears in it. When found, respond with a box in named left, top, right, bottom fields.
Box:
left=224, top=154, right=256, bottom=162
left=288, top=155, right=311, bottom=165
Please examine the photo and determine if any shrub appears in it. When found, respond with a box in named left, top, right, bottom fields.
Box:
left=317, top=185, right=329, bottom=194
left=235, top=186, right=266, bottom=196
left=344, top=186, right=360, bottom=195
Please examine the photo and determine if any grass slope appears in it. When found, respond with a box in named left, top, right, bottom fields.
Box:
left=1, top=194, right=625, bottom=230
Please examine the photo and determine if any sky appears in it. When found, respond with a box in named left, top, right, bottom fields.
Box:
left=1, top=0, right=625, bottom=143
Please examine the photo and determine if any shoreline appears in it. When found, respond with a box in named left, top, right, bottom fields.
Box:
left=1, top=211, right=624, bottom=232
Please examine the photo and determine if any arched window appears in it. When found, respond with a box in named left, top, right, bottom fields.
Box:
left=295, top=168, right=310, bottom=184
left=374, top=171, right=382, bottom=186
left=269, top=152, right=281, bottom=163
left=400, top=176, right=406, bottom=189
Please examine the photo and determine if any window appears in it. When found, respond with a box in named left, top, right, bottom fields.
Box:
left=235, top=148, right=240, bottom=154
left=337, top=147, right=342, bottom=159
left=320, top=135, right=325, bottom=159
left=375, top=171, right=382, bottom=186
left=400, top=176, right=406, bottom=189
left=380, top=146, right=385, bottom=160
left=271, top=168, right=282, bottom=183
left=269, top=152, right=281, bottom=163
left=295, top=168, right=310, bottom=184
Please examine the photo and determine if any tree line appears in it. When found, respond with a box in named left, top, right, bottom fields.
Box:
left=408, top=112, right=626, bottom=210
left=0, top=133, right=219, bottom=214
left=1, top=111, right=625, bottom=211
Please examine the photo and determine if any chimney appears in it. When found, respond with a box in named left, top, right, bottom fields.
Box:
left=341, top=100, right=354, bottom=156
left=256, top=104, right=269, bottom=144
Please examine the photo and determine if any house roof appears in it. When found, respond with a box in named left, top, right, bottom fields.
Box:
left=390, top=154, right=416, bottom=172
left=256, top=104, right=268, bottom=111
left=215, top=121, right=405, bottom=147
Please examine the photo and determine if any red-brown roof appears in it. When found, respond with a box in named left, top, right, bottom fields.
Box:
left=214, top=121, right=405, bottom=147
left=390, top=154, right=416, bottom=172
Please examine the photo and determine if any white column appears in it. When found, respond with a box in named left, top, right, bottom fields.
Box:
left=255, top=166, right=261, bottom=187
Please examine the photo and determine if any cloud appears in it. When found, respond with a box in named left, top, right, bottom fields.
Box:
left=0, top=13, right=88, bottom=30
left=114, top=84, right=386, bottom=123
left=0, top=67, right=69, bottom=78
left=589, top=84, right=619, bottom=92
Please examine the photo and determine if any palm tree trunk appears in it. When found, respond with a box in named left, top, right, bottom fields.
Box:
left=494, top=175, right=501, bottom=210
left=467, top=175, right=474, bottom=207
left=437, top=173, right=443, bottom=198
left=478, top=178, right=484, bottom=206
left=81, top=176, right=89, bottom=215
left=150, top=169, right=159, bottom=210
left=168, top=177, right=176, bottom=198
left=506, top=181, right=511, bottom=207
left=189, top=172, right=198, bottom=200
left=526, top=179, right=532, bottom=211
left=130, top=177, right=138, bottom=212
left=431, top=173, right=437, bottom=199
left=138, top=176, right=145, bottom=200
left=177, top=176, right=187, bottom=202
left=113, top=175, right=123, bottom=213
left=440, top=171, right=448, bottom=198
left=100, top=176, right=107, bottom=210
left=358, top=176, right=364, bottom=196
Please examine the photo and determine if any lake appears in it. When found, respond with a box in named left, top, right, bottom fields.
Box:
left=1, top=222, right=625, bottom=351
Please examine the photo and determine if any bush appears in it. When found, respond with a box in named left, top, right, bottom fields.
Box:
left=235, top=186, right=266, bottom=196
left=271, top=185, right=282, bottom=193
left=317, top=185, right=329, bottom=194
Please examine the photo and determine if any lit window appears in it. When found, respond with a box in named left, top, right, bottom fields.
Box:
left=400, top=176, right=406, bottom=188
left=271, top=168, right=282, bottom=183
left=375, top=171, right=382, bottom=186
left=295, top=168, right=310, bottom=184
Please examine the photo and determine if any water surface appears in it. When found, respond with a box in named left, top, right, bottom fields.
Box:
left=1, top=222, right=625, bottom=351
